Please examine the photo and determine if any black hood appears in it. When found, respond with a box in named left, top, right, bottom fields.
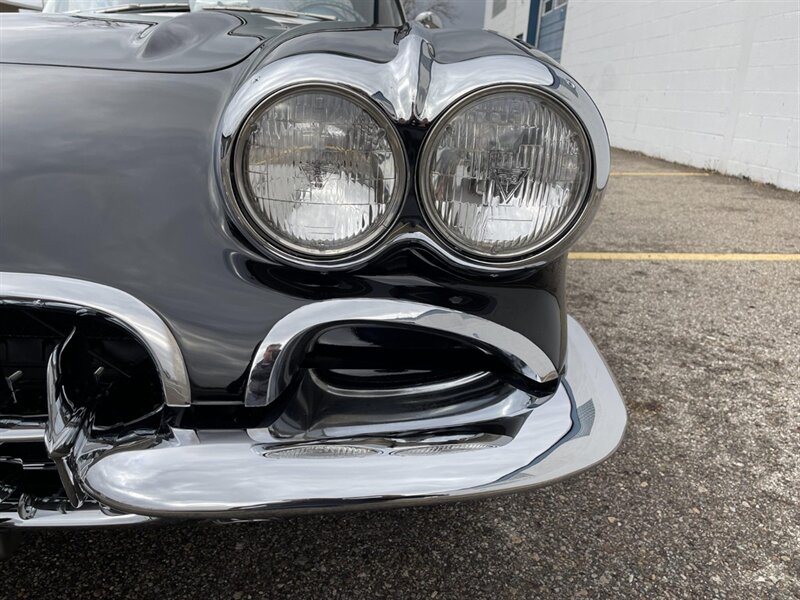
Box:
left=0, top=11, right=284, bottom=72
left=0, top=11, right=535, bottom=73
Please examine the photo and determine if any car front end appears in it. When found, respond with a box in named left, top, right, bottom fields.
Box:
left=0, top=2, right=625, bottom=552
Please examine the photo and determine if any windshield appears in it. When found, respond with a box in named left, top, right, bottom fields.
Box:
left=43, top=0, right=404, bottom=24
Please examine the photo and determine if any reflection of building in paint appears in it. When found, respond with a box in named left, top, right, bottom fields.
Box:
left=484, top=0, right=569, bottom=61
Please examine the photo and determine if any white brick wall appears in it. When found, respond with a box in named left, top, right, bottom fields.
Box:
left=484, top=0, right=531, bottom=40
left=560, top=0, right=800, bottom=191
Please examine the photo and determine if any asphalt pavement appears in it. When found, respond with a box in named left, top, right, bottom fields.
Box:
left=2, top=150, right=798, bottom=599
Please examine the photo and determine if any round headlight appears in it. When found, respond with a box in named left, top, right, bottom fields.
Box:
left=418, top=88, right=591, bottom=260
left=232, top=86, right=406, bottom=258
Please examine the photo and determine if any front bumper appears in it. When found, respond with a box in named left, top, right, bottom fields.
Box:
left=0, top=315, right=625, bottom=527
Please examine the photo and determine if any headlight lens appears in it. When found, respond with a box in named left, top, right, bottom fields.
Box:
left=419, top=89, right=591, bottom=259
left=233, top=87, right=405, bottom=258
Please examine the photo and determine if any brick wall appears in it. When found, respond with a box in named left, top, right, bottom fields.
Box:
left=560, top=0, right=800, bottom=191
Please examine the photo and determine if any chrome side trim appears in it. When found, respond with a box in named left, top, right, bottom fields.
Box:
left=0, top=272, right=191, bottom=407
left=244, top=298, right=559, bottom=407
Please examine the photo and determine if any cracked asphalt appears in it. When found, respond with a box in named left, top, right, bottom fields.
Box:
left=2, top=150, right=798, bottom=599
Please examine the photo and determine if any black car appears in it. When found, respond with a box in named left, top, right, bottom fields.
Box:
left=0, top=0, right=625, bottom=557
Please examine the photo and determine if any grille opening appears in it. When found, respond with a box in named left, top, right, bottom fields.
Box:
left=263, top=324, right=536, bottom=441
left=303, top=325, right=500, bottom=392
left=1, top=306, right=163, bottom=434
left=0, top=307, right=67, bottom=418
left=1, top=305, right=165, bottom=512
left=0, top=447, right=65, bottom=512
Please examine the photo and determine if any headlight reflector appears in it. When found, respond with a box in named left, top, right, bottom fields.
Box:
left=233, top=87, right=405, bottom=258
left=418, top=89, right=591, bottom=259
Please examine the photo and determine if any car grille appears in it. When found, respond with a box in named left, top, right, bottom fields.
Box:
left=1, top=305, right=163, bottom=516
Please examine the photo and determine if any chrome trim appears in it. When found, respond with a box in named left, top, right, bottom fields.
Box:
left=93, top=3, right=188, bottom=13
left=0, top=422, right=45, bottom=443
left=84, top=389, right=571, bottom=517
left=200, top=6, right=335, bottom=21
left=307, top=369, right=491, bottom=399
left=413, top=10, right=443, bottom=29
left=0, top=316, right=624, bottom=524
left=244, top=298, right=558, bottom=407
left=218, top=32, right=428, bottom=132
left=0, top=272, right=191, bottom=407
left=478, top=316, right=628, bottom=489
left=0, top=506, right=153, bottom=529
left=227, top=82, right=408, bottom=262
left=45, top=335, right=89, bottom=507
left=217, top=27, right=610, bottom=272
left=77, top=315, right=624, bottom=519
left=249, top=379, right=535, bottom=442
left=416, top=84, right=593, bottom=261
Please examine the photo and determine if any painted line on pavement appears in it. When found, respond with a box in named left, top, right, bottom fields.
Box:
left=568, top=252, right=800, bottom=262
left=610, top=172, right=710, bottom=177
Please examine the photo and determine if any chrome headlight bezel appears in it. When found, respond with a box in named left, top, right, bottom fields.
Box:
left=219, top=53, right=608, bottom=273
left=226, top=82, right=408, bottom=263
left=416, top=85, right=594, bottom=262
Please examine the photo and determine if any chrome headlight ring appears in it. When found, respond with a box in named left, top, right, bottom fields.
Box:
left=223, top=82, right=408, bottom=267
left=416, top=84, right=595, bottom=263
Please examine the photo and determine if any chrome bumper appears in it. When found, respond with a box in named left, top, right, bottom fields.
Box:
left=1, top=315, right=625, bottom=527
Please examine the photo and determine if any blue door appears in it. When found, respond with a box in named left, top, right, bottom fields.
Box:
left=537, top=0, right=569, bottom=62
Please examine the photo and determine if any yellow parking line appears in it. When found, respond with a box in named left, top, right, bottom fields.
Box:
left=568, top=252, right=800, bottom=262
left=610, top=172, right=710, bottom=177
